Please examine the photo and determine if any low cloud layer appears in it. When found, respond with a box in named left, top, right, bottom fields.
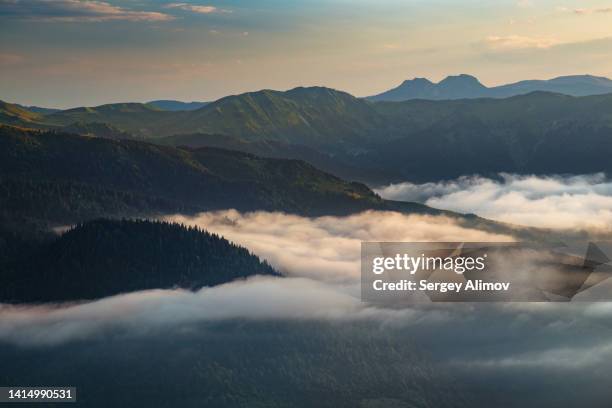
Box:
left=165, top=210, right=513, bottom=282
left=375, top=173, right=612, bottom=231
left=485, top=35, right=559, bottom=50
left=0, top=277, right=373, bottom=346
left=559, top=6, right=612, bottom=15
left=1, top=208, right=612, bottom=407
left=2, top=208, right=610, bottom=349
left=2, top=277, right=612, bottom=377
left=0, top=210, right=514, bottom=347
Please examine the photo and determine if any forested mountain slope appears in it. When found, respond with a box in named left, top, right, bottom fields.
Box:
left=0, top=219, right=278, bottom=303
left=0, top=125, right=441, bottom=228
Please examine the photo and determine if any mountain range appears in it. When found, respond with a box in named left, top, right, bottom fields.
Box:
left=3, top=77, right=612, bottom=184
left=368, top=74, right=612, bottom=101
left=0, top=125, right=405, bottom=224
left=2, top=81, right=597, bottom=304
left=4, top=87, right=389, bottom=148
left=359, top=91, right=612, bottom=180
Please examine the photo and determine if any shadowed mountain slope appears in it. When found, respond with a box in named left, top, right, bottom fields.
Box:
left=0, top=125, right=435, bottom=225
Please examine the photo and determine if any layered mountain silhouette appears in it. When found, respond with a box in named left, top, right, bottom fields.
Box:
left=0, top=125, right=448, bottom=228
left=3, top=82, right=601, bottom=305
left=355, top=91, right=612, bottom=180
left=368, top=74, right=612, bottom=101
left=4, top=79, right=612, bottom=183
left=32, top=87, right=388, bottom=146
left=369, top=74, right=488, bottom=101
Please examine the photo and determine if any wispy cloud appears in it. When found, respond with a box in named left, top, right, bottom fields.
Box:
left=0, top=53, right=24, bottom=66
left=164, top=210, right=513, bottom=283
left=164, top=3, right=226, bottom=14
left=0, top=0, right=174, bottom=22
left=0, top=277, right=373, bottom=346
left=485, top=35, right=558, bottom=50
left=0, top=209, right=514, bottom=347
left=559, top=6, right=612, bottom=15
left=516, top=0, right=533, bottom=8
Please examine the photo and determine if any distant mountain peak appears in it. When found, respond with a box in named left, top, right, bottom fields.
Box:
left=368, top=73, right=612, bottom=101
left=546, top=74, right=612, bottom=85
left=285, top=85, right=351, bottom=97
left=401, top=77, right=433, bottom=85
left=437, top=74, right=487, bottom=94
left=442, top=73, right=476, bottom=80
left=288, top=85, right=332, bottom=91
left=552, top=74, right=608, bottom=80
left=439, top=74, right=484, bottom=85
left=396, top=78, right=434, bottom=92
left=368, top=74, right=487, bottom=102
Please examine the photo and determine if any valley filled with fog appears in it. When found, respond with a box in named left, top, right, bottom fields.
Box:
left=2, top=193, right=612, bottom=406
left=376, top=173, right=612, bottom=232
left=4, top=0, right=612, bottom=405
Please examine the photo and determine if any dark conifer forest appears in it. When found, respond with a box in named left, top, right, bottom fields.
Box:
left=0, top=219, right=278, bottom=303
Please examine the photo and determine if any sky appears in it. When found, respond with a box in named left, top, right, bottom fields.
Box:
left=1, top=0, right=612, bottom=107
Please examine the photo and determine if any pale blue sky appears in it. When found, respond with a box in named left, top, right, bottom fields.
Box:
left=1, top=0, right=612, bottom=107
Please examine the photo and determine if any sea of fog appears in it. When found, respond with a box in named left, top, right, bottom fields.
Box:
left=1, top=174, right=612, bottom=406
left=375, top=173, right=612, bottom=231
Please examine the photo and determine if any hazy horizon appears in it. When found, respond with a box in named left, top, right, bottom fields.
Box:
left=3, top=0, right=612, bottom=107
left=3, top=71, right=611, bottom=109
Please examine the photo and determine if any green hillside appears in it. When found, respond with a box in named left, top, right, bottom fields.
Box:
left=159, top=90, right=612, bottom=181
left=0, top=100, right=45, bottom=126
left=172, top=87, right=388, bottom=147
left=43, top=102, right=174, bottom=138
left=34, top=87, right=391, bottom=148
